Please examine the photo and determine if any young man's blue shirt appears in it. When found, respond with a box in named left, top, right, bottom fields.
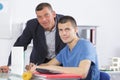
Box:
left=56, top=38, right=100, bottom=80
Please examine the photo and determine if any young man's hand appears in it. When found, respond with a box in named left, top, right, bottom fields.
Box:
left=0, top=66, right=10, bottom=73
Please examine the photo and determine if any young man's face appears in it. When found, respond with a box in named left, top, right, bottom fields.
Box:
left=36, top=7, right=56, bottom=31
left=58, top=22, right=77, bottom=43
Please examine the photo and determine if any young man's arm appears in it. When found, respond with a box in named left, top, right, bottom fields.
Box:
left=32, top=58, right=91, bottom=79
left=30, top=58, right=60, bottom=72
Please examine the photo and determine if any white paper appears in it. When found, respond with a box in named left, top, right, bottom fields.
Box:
left=11, top=47, right=24, bottom=75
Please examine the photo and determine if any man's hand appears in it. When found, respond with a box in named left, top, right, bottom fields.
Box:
left=0, top=66, right=10, bottom=73
left=25, top=63, right=35, bottom=71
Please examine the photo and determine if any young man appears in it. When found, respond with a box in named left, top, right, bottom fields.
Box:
left=0, top=2, right=66, bottom=73
left=31, top=16, right=100, bottom=80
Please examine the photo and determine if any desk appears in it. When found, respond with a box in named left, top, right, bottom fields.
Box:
left=0, top=73, right=22, bottom=80
left=106, top=71, right=120, bottom=80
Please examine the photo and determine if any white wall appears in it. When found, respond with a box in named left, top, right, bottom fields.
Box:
left=0, top=0, right=120, bottom=68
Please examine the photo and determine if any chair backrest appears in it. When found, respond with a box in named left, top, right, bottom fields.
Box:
left=100, top=71, right=110, bottom=80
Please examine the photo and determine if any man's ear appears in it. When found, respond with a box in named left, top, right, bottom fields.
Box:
left=52, top=11, right=56, bottom=18
left=75, top=27, right=78, bottom=33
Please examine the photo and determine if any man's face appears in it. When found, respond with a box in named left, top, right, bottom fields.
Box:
left=36, top=7, right=56, bottom=31
left=58, top=22, right=77, bottom=43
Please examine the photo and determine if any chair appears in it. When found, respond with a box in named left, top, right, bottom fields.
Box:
left=100, top=71, right=110, bottom=80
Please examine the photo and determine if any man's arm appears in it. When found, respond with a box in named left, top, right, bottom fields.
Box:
left=30, top=58, right=60, bottom=72
left=32, top=59, right=91, bottom=79
left=7, top=53, right=11, bottom=66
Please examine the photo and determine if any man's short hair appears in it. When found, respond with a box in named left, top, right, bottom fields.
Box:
left=58, top=16, right=77, bottom=27
left=35, top=2, right=53, bottom=12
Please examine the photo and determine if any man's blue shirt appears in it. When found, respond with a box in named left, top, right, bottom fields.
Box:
left=56, top=38, right=100, bottom=80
